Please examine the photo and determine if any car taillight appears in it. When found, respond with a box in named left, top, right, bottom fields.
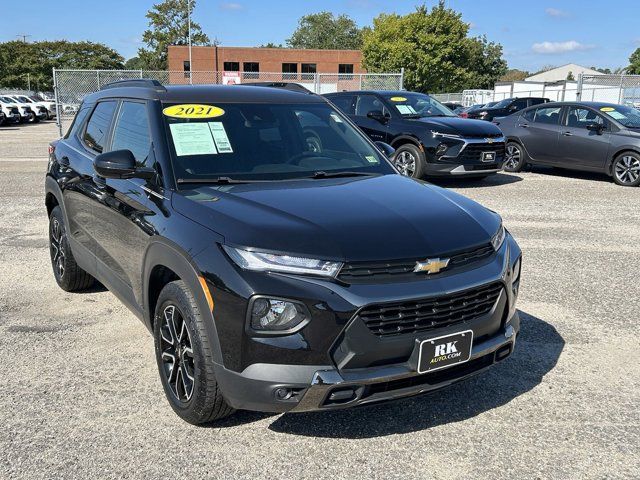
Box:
left=459, top=112, right=468, bottom=118
left=48, top=145, right=55, bottom=155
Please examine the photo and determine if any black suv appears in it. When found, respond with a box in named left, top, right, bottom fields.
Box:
left=46, top=80, right=522, bottom=424
left=467, top=97, right=550, bottom=122
left=323, top=90, right=506, bottom=179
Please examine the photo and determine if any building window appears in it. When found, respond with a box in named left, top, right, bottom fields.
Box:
left=282, top=63, right=298, bottom=80
left=243, top=62, right=259, bottom=79
left=301, top=63, right=317, bottom=80
left=338, top=63, right=354, bottom=80
left=183, top=60, right=191, bottom=79
left=223, top=62, right=240, bottom=72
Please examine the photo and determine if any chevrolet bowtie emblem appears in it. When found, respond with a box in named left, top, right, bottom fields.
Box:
left=414, top=258, right=450, bottom=274
left=486, top=137, right=494, bottom=144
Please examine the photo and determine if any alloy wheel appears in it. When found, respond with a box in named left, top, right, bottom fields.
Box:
left=614, top=155, right=640, bottom=185
left=504, top=144, right=521, bottom=170
left=159, top=305, right=195, bottom=403
left=395, top=151, right=416, bottom=177
left=50, top=218, right=66, bottom=278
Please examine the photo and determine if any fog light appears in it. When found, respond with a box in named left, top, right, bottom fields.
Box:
left=436, top=143, right=448, bottom=157
left=274, top=387, right=293, bottom=400
left=250, top=297, right=309, bottom=332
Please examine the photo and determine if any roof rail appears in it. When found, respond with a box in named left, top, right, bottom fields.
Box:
left=100, top=79, right=167, bottom=92
left=239, top=82, right=313, bottom=94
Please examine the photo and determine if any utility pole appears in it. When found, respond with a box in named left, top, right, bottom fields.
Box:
left=187, top=0, right=193, bottom=85
left=16, top=34, right=31, bottom=43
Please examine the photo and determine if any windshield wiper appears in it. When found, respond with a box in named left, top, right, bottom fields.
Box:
left=310, top=171, right=379, bottom=179
left=176, top=176, right=255, bottom=185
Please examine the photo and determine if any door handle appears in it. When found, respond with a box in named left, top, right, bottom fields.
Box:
left=562, top=131, right=573, bottom=136
left=517, top=123, right=529, bottom=128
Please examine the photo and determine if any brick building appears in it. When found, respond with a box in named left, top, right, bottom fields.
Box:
left=167, top=45, right=366, bottom=78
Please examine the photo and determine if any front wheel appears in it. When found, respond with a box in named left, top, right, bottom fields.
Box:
left=612, top=153, right=640, bottom=187
left=154, top=280, right=234, bottom=424
left=393, top=143, right=426, bottom=178
left=503, top=142, right=526, bottom=172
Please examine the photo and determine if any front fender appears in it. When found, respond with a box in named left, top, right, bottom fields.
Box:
left=142, top=237, right=224, bottom=365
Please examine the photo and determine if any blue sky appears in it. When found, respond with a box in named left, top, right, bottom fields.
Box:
left=3, top=0, right=639, bottom=72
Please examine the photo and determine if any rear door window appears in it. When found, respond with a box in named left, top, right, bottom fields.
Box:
left=83, top=101, right=117, bottom=153
left=327, top=95, right=354, bottom=114
left=534, top=106, right=562, bottom=125
left=111, top=101, right=151, bottom=166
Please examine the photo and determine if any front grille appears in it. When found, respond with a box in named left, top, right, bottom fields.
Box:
left=10, top=107, right=19, bottom=115
left=458, top=142, right=506, bottom=163
left=338, top=243, right=494, bottom=283
left=359, top=282, right=503, bottom=337
left=468, top=163, right=498, bottom=171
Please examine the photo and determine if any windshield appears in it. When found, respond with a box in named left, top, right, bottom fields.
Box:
left=598, top=105, right=640, bottom=128
left=382, top=93, right=455, bottom=118
left=163, top=102, right=395, bottom=183
left=18, top=96, right=32, bottom=103
left=493, top=98, right=514, bottom=109
left=1, top=97, right=14, bottom=103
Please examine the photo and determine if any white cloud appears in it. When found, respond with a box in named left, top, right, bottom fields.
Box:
left=219, top=2, right=243, bottom=10
left=545, top=8, right=568, bottom=17
left=532, top=40, right=594, bottom=54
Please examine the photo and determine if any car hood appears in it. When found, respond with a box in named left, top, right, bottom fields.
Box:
left=173, top=175, right=500, bottom=262
left=410, top=116, right=503, bottom=136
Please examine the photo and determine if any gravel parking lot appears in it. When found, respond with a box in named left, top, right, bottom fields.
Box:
left=1, top=121, right=639, bottom=479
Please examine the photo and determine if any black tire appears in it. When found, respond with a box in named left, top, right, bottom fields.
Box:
left=612, top=152, right=640, bottom=187
left=393, top=143, right=426, bottom=178
left=154, top=280, right=234, bottom=424
left=27, top=112, right=36, bottom=123
left=503, top=141, right=526, bottom=172
left=49, top=206, right=95, bottom=292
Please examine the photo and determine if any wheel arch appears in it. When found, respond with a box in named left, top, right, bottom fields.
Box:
left=45, top=176, right=70, bottom=225
left=142, top=238, right=224, bottom=364
left=607, top=147, right=640, bottom=176
left=390, top=134, right=423, bottom=150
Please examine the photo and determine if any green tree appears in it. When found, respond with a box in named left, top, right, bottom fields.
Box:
left=0, top=40, right=124, bottom=90
left=566, top=71, right=575, bottom=81
left=361, top=2, right=507, bottom=92
left=258, top=42, right=284, bottom=48
left=287, top=12, right=362, bottom=49
left=138, top=0, right=210, bottom=70
left=500, top=68, right=530, bottom=82
left=627, top=47, right=640, bottom=75
left=124, top=56, right=145, bottom=70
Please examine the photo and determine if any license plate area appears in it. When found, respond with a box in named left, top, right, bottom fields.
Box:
left=482, top=151, right=496, bottom=162
left=417, top=330, right=473, bottom=374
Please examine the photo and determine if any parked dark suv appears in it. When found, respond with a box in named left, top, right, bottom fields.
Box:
left=324, top=90, right=506, bottom=179
left=499, top=101, right=640, bottom=186
left=467, top=97, right=550, bottom=122
left=46, top=80, right=522, bottom=424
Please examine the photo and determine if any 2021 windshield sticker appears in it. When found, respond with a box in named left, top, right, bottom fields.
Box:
left=169, top=123, right=218, bottom=156
left=163, top=104, right=225, bottom=119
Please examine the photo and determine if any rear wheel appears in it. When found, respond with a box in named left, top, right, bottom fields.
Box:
left=612, top=153, right=640, bottom=187
left=393, top=143, right=426, bottom=178
left=48, top=206, right=95, bottom=291
left=154, top=280, right=234, bottom=424
left=503, top=142, right=526, bottom=172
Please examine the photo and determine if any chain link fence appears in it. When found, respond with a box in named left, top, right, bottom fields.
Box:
left=433, top=74, right=640, bottom=108
left=53, top=69, right=403, bottom=135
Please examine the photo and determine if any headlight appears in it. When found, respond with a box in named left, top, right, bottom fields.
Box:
left=248, top=297, right=309, bottom=332
left=491, top=223, right=506, bottom=251
left=223, top=245, right=342, bottom=277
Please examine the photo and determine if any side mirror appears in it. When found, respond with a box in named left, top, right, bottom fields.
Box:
left=94, top=150, right=154, bottom=180
left=508, top=105, right=519, bottom=112
left=586, top=122, right=605, bottom=134
left=374, top=141, right=395, bottom=158
left=367, top=110, right=388, bottom=123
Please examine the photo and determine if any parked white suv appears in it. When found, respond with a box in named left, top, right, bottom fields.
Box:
left=12, top=94, right=56, bottom=119
left=5, top=95, right=48, bottom=121
left=0, top=97, right=26, bottom=124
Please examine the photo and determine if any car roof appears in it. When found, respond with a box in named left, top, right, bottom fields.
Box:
left=523, top=101, right=625, bottom=109
left=85, top=83, right=326, bottom=105
left=324, top=90, right=411, bottom=96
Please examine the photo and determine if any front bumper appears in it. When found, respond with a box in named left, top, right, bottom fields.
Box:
left=214, top=312, right=519, bottom=413
left=424, top=162, right=504, bottom=177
